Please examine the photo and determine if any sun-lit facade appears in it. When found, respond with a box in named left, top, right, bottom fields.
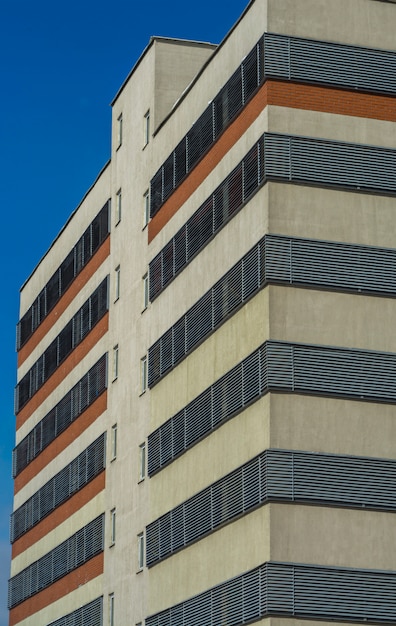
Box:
left=9, top=1, right=396, bottom=624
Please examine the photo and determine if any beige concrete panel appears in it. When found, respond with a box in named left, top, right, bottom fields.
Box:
left=10, top=493, right=104, bottom=576
left=267, top=0, right=396, bottom=50
left=14, top=576, right=104, bottom=626
left=150, top=288, right=270, bottom=431
left=268, top=285, right=396, bottom=353
left=20, top=164, right=111, bottom=316
left=147, top=506, right=270, bottom=616
left=14, top=417, right=106, bottom=508
left=270, top=502, right=396, bottom=570
left=269, top=393, right=396, bottom=459
left=15, top=337, right=108, bottom=443
left=268, top=183, right=396, bottom=249
left=154, top=40, right=216, bottom=130
left=268, top=106, right=396, bottom=148
left=149, top=396, right=270, bottom=519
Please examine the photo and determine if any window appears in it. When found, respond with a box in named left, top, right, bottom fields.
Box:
left=142, top=273, right=149, bottom=311
left=140, top=356, right=147, bottom=394
left=115, top=189, right=122, bottom=225
left=113, top=345, right=119, bottom=381
left=114, top=266, right=121, bottom=301
left=110, top=508, right=116, bottom=545
left=137, top=532, right=144, bottom=570
left=117, top=113, right=123, bottom=147
left=144, top=110, right=150, bottom=147
left=143, top=190, right=150, bottom=228
left=139, top=442, right=146, bottom=481
left=111, top=424, right=117, bottom=461
left=109, top=593, right=115, bottom=626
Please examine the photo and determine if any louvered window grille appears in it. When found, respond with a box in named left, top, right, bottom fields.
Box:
left=11, top=434, right=106, bottom=542
left=150, top=33, right=396, bottom=218
left=150, top=132, right=396, bottom=303
left=148, top=341, right=396, bottom=475
left=147, top=448, right=396, bottom=566
left=149, top=230, right=396, bottom=387
left=8, top=514, right=104, bottom=609
left=46, top=596, right=103, bottom=626
left=12, top=354, right=107, bottom=478
left=17, top=202, right=110, bottom=350
left=15, top=277, right=109, bottom=414
left=146, top=561, right=396, bottom=626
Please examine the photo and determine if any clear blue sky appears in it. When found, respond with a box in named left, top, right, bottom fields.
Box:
left=0, top=0, right=248, bottom=623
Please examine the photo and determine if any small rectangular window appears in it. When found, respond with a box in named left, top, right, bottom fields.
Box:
left=115, top=189, right=122, bottom=225
left=109, top=593, right=115, bottom=626
left=110, top=508, right=116, bottom=545
left=143, top=190, right=150, bottom=228
left=113, top=345, right=119, bottom=381
left=140, top=356, right=147, bottom=394
left=115, top=265, right=121, bottom=301
left=142, top=273, right=149, bottom=311
left=137, top=532, right=144, bottom=570
left=117, top=113, right=123, bottom=147
left=144, top=110, right=150, bottom=147
left=139, top=442, right=146, bottom=481
left=111, top=424, right=117, bottom=460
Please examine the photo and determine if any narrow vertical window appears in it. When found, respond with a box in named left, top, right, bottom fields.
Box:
left=111, top=424, right=117, bottom=460
left=137, top=532, right=144, bottom=570
left=140, top=356, right=147, bottom=393
left=143, top=189, right=149, bottom=228
left=109, top=593, right=115, bottom=626
left=117, top=113, right=123, bottom=147
left=115, top=189, right=122, bottom=225
left=113, top=345, right=119, bottom=381
left=144, top=110, right=150, bottom=147
left=139, top=442, right=146, bottom=481
left=114, top=265, right=121, bottom=301
left=142, top=273, right=149, bottom=311
left=110, top=508, right=116, bottom=545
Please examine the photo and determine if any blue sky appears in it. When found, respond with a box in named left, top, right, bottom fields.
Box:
left=0, top=0, right=248, bottom=623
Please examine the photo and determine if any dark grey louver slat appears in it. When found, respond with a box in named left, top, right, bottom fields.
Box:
left=146, top=562, right=396, bottom=626
left=148, top=341, right=396, bottom=475
left=146, top=449, right=396, bottom=566
left=10, top=433, right=106, bottom=542
left=46, top=597, right=103, bottom=626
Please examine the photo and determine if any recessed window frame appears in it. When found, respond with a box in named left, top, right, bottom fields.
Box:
left=115, top=189, right=122, bottom=225
left=137, top=532, right=144, bottom=571
left=139, top=442, right=146, bottom=481
left=110, top=508, right=116, bottom=546
left=140, top=355, right=148, bottom=394
left=111, top=423, right=117, bottom=461
left=114, top=265, right=121, bottom=302
left=117, top=113, right=123, bottom=148
left=113, top=344, right=119, bottom=381
left=143, top=189, right=150, bottom=229
left=142, top=273, right=149, bottom=311
left=144, top=109, right=150, bottom=147
left=109, top=592, right=115, bottom=626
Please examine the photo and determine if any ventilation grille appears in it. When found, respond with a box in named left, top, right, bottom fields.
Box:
left=148, top=231, right=396, bottom=388
left=17, top=201, right=110, bottom=350
left=12, top=354, right=107, bottom=478
left=150, top=32, right=396, bottom=218
left=15, top=276, right=109, bottom=414
left=148, top=341, right=396, bottom=475
left=147, top=448, right=396, bottom=566
left=146, top=561, right=396, bottom=626
left=11, top=433, right=106, bottom=542
left=46, top=597, right=103, bottom=626
left=149, top=133, right=396, bottom=303
left=8, top=514, right=104, bottom=609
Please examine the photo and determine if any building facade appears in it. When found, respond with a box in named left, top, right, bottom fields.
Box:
left=9, top=0, right=396, bottom=624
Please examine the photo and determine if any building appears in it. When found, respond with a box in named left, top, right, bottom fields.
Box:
left=8, top=0, right=396, bottom=624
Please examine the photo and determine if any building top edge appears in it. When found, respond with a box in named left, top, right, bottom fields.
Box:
left=20, top=159, right=111, bottom=294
